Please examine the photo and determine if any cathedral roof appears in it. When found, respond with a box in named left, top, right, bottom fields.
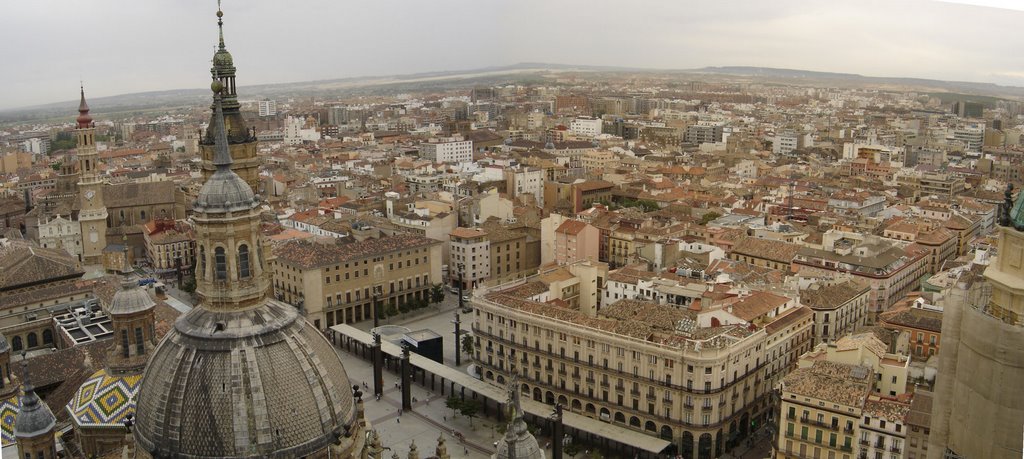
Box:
left=108, top=278, right=155, bottom=316
left=0, top=239, right=83, bottom=291
left=65, top=368, right=141, bottom=428
left=133, top=299, right=358, bottom=457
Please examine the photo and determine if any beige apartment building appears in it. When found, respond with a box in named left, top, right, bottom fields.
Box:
left=799, top=280, right=871, bottom=345
left=471, top=262, right=814, bottom=458
left=778, top=360, right=868, bottom=459
left=270, top=234, right=442, bottom=329
left=793, top=238, right=930, bottom=321
left=554, top=219, right=600, bottom=265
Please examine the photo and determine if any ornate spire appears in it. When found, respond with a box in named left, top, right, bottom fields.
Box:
left=76, top=84, right=93, bottom=129
left=217, top=0, right=226, bottom=51
left=14, top=359, right=56, bottom=439
left=210, top=79, right=233, bottom=168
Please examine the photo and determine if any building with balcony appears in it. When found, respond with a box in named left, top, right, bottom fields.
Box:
left=270, top=234, right=442, bottom=329
left=472, top=263, right=813, bottom=458
left=141, top=218, right=195, bottom=273
left=777, top=360, right=867, bottom=459
left=799, top=280, right=871, bottom=345
left=793, top=237, right=930, bottom=321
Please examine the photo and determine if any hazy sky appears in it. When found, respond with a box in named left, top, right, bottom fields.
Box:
left=1, top=0, right=1022, bottom=110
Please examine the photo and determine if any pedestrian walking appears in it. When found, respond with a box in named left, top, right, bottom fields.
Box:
left=397, top=418, right=400, bottom=424
left=443, top=415, right=447, bottom=421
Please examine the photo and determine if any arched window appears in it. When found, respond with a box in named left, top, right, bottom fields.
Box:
left=11, top=337, right=21, bottom=352
left=215, top=247, right=227, bottom=280
left=42, top=329, right=53, bottom=345
left=238, top=244, right=251, bottom=278
left=140, top=210, right=146, bottom=221
left=27, top=332, right=37, bottom=348
left=199, top=245, right=206, bottom=281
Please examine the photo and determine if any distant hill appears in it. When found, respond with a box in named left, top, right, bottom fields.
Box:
left=691, top=66, right=1024, bottom=99
left=3, top=63, right=1021, bottom=124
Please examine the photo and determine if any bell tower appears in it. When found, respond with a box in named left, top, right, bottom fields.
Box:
left=75, top=86, right=108, bottom=265
left=198, top=2, right=261, bottom=194
left=193, top=79, right=269, bottom=310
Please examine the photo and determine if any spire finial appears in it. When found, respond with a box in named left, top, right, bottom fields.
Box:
left=210, top=75, right=232, bottom=168
left=217, top=0, right=225, bottom=51
left=77, top=84, right=93, bottom=128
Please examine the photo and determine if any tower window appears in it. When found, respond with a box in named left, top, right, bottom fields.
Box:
left=239, top=244, right=251, bottom=278
left=215, top=247, right=227, bottom=280
left=135, top=327, right=145, bottom=355
left=121, top=330, right=129, bottom=358
left=199, top=246, right=206, bottom=281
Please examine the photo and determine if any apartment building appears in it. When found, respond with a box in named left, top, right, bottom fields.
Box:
left=778, top=331, right=912, bottom=459
left=570, top=117, right=603, bottom=138
left=270, top=234, right=442, bottom=329
left=799, top=280, right=871, bottom=345
left=450, top=227, right=490, bottom=290
left=793, top=238, right=929, bottom=320
left=419, top=136, right=473, bottom=164
left=879, top=297, right=943, bottom=359
left=778, top=360, right=867, bottom=459
left=554, top=219, right=600, bottom=265
left=729, top=237, right=802, bottom=272
left=141, top=218, right=196, bottom=272
left=472, top=264, right=813, bottom=458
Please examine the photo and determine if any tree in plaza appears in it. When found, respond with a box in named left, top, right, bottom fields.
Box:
left=431, top=284, right=445, bottom=304
left=459, top=399, right=480, bottom=426
left=446, top=396, right=463, bottom=417
left=462, top=334, right=475, bottom=356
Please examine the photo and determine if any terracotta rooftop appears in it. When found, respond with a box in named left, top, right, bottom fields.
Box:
left=782, top=360, right=872, bottom=408
left=731, top=237, right=801, bottom=264
left=800, top=281, right=870, bottom=310
left=273, top=234, right=440, bottom=269
left=555, top=219, right=589, bottom=236
left=0, top=239, right=83, bottom=291
left=449, top=227, right=488, bottom=239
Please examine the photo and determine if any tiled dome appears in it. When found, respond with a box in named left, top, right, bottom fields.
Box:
left=193, top=168, right=259, bottom=213
left=109, top=279, right=155, bottom=316
left=133, top=299, right=358, bottom=458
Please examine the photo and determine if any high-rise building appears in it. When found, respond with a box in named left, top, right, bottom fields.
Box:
left=927, top=186, right=1024, bottom=459
left=257, top=98, right=277, bottom=117
left=131, top=6, right=369, bottom=457
left=75, top=87, right=108, bottom=265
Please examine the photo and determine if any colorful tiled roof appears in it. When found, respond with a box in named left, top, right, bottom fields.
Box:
left=65, top=369, right=142, bottom=427
left=0, top=393, right=18, bottom=447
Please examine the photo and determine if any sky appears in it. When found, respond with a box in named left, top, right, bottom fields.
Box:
left=1, top=0, right=1023, bottom=110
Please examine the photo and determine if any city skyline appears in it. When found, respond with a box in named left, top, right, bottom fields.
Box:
left=1, top=0, right=1023, bottom=111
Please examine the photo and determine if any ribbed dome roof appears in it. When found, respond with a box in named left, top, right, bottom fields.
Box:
left=194, top=168, right=259, bottom=213
left=213, top=49, right=234, bottom=68
left=109, top=279, right=155, bottom=315
left=133, top=299, right=357, bottom=458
